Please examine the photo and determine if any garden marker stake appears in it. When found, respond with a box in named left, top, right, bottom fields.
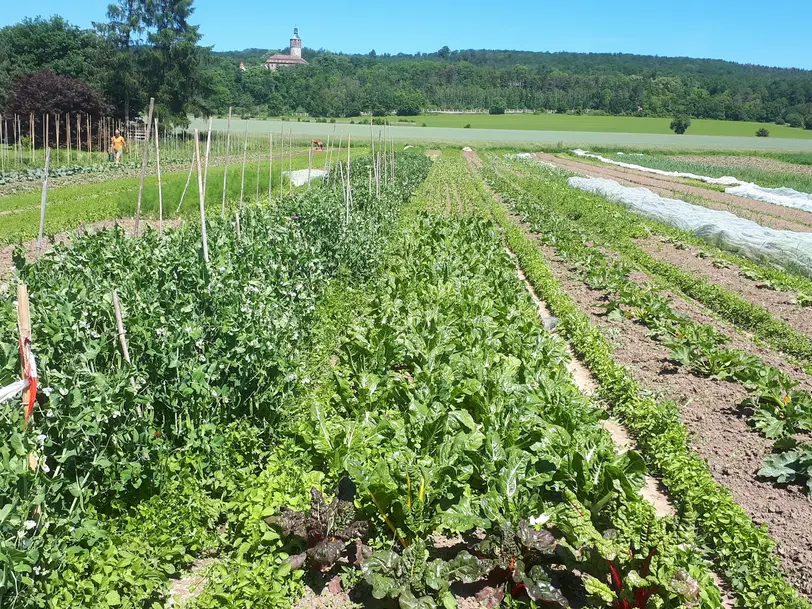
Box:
left=16, top=285, right=38, bottom=435
left=194, top=129, right=210, bottom=263
left=36, top=148, right=51, bottom=256
left=222, top=107, right=232, bottom=216
left=154, top=119, right=163, bottom=229
left=134, top=97, right=155, bottom=237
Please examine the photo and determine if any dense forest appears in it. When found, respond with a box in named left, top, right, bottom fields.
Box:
left=2, top=5, right=812, bottom=130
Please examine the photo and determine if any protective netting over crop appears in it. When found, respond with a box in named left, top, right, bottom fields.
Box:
left=572, top=150, right=812, bottom=214
left=568, top=176, right=812, bottom=277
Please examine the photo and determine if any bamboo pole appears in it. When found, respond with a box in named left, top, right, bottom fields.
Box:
left=55, top=114, right=60, bottom=165
left=235, top=210, right=241, bottom=243
left=66, top=113, right=71, bottom=164
left=176, top=148, right=196, bottom=214
left=239, top=123, right=248, bottom=206
left=370, top=117, right=378, bottom=195
left=202, top=117, right=212, bottom=207
left=30, top=113, right=34, bottom=165
left=288, top=130, right=293, bottom=196
left=134, top=97, right=155, bottom=236
left=278, top=130, right=284, bottom=201
left=255, top=150, right=261, bottom=204
left=346, top=135, right=351, bottom=223
left=154, top=118, right=163, bottom=229
left=268, top=131, right=273, bottom=203
left=222, top=107, right=232, bottom=216
left=194, top=129, right=209, bottom=263
left=86, top=114, right=91, bottom=156
left=37, top=148, right=51, bottom=255
left=333, top=134, right=343, bottom=187
left=307, top=144, right=312, bottom=190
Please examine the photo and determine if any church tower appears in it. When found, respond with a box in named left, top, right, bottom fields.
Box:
left=290, top=28, right=302, bottom=58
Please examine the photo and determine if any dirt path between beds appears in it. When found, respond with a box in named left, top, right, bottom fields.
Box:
left=534, top=152, right=812, bottom=233
left=541, top=241, right=812, bottom=598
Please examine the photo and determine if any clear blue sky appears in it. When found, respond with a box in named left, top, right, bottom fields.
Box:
left=3, top=0, right=810, bottom=70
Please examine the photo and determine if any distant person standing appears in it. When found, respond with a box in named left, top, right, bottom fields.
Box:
left=110, top=130, right=128, bottom=164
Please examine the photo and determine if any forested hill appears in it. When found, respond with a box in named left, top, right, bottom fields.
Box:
left=2, top=12, right=812, bottom=129
left=208, top=46, right=812, bottom=125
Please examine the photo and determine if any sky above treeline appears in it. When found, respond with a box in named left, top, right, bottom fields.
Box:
left=3, top=0, right=810, bottom=70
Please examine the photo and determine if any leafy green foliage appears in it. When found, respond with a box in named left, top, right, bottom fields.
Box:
left=669, top=116, right=691, bottom=134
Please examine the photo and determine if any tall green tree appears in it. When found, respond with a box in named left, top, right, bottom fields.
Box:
left=96, top=0, right=145, bottom=122
left=142, top=0, right=209, bottom=126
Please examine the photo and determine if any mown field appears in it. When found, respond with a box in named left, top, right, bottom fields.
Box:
left=336, top=114, right=812, bottom=139
left=1, top=142, right=812, bottom=609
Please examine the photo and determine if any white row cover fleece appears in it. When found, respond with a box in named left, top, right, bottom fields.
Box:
left=571, top=150, right=812, bottom=214
left=568, top=176, right=812, bottom=278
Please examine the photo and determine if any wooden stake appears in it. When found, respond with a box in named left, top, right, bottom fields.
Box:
left=55, top=114, right=60, bottom=165
left=235, top=210, right=241, bottom=243
left=222, top=107, right=232, bottom=216
left=86, top=114, right=91, bottom=155
left=134, top=98, right=155, bottom=236
left=194, top=129, right=209, bottom=263
left=154, top=118, right=163, bottom=229
left=37, top=148, right=51, bottom=255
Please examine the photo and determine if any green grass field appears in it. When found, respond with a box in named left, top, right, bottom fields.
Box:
left=345, top=114, right=812, bottom=139
left=0, top=146, right=368, bottom=244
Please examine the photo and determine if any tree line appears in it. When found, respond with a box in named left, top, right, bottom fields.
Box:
left=2, top=7, right=812, bottom=132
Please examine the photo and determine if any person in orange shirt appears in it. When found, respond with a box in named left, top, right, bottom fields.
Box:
left=110, top=130, right=127, bottom=164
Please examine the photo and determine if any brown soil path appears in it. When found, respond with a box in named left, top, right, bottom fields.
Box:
left=674, top=155, right=812, bottom=176
left=535, top=152, right=812, bottom=233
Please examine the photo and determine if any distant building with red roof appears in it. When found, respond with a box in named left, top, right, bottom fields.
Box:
left=265, top=28, right=308, bottom=71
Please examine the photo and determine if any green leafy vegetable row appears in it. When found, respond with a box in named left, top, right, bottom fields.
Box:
left=0, top=152, right=431, bottom=608
left=477, top=159, right=811, bottom=608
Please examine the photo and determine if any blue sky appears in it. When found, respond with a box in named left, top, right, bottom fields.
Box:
left=3, top=0, right=810, bottom=69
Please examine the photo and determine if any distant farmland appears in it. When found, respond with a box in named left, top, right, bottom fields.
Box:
left=188, top=116, right=812, bottom=151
